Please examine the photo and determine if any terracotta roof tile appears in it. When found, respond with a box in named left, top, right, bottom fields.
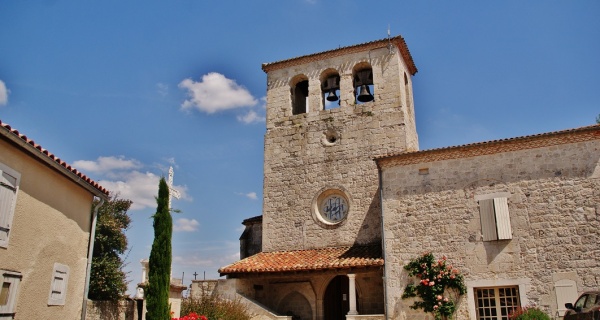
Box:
left=0, top=119, right=109, bottom=196
left=219, top=244, right=383, bottom=276
left=375, top=124, right=600, bottom=166
left=262, top=36, right=417, bottom=75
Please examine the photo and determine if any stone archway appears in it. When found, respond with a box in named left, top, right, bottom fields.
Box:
left=323, top=275, right=359, bottom=320
left=278, top=291, right=312, bottom=320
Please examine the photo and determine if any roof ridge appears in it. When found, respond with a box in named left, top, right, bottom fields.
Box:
left=0, top=119, right=109, bottom=196
left=375, top=124, right=600, bottom=162
left=262, top=35, right=417, bottom=75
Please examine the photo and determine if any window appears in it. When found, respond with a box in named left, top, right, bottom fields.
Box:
left=475, top=286, right=520, bottom=320
left=353, top=66, right=374, bottom=104
left=291, top=77, right=309, bottom=115
left=48, top=263, right=69, bottom=306
left=0, top=270, right=22, bottom=317
left=0, top=163, right=20, bottom=248
left=573, top=293, right=598, bottom=311
left=479, top=197, right=512, bottom=241
left=321, top=71, right=340, bottom=110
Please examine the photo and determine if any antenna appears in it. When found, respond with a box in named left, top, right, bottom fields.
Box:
left=387, top=24, right=393, bottom=53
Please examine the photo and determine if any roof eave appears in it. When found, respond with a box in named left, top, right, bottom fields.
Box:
left=220, top=263, right=384, bottom=278
left=374, top=124, right=600, bottom=166
left=262, top=36, right=417, bottom=75
left=0, top=125, right=109, bottom=200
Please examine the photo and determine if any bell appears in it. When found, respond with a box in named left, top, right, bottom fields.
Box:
left=326, top=90, right=339, bottom=102
left=357, top=85, right=374, bottom=102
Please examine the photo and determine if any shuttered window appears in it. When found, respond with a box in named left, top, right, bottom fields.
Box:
left=479, top=197, right=512, bottom=241
left=0, top=163, right=20, bottom=248
left=554, top=279, right=577, bottom=316
left=48, top=263, right=69, bottom=306
left=0, top=270, right=22, bottom=317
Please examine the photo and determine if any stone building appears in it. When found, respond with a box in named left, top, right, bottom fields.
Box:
left=376, top=125, right=600, bottom=319
left=218, top=36, right=600, bottom=320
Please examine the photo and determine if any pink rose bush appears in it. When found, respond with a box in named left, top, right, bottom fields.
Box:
left=172, top=312, right=208, bottom=320
left=401, top=253, right=466, bottom=320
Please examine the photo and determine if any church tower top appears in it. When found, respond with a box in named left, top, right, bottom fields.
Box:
left=262, top=35, right=417, bottom=75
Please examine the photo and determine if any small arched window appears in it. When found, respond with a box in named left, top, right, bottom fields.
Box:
left=291, top=76, right=309, bottom=115
left=353, top=65, right=374, bottom=104
left=320, top=69, right=340, bottom=110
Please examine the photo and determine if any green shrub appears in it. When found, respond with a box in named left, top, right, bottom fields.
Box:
left=180, top=294, right=250, bottom=320
left=508, top=306, right=551, bottom=320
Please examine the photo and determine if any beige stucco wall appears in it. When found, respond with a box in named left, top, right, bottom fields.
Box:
left=0, top=138, right=95, bottom=319
left=262, top=45, right=418, bottom=252
left=379, top=139, right=600, bottom=319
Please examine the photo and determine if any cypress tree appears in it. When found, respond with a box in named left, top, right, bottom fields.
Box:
left=146, top=177, right=172, bottom=320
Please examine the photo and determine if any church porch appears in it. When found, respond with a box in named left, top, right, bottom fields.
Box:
left=219, top=244, right=385, bottom=320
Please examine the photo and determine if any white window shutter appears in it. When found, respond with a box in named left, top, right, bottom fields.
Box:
left=494, top=197, right=512, bottom=240
left=479, top=199, right=497, bottom=241
left=554, top=279, right=577, bottom=316
left=0, top=168, right=19, bottom=247
left=48, top=263, right=69, bottom=305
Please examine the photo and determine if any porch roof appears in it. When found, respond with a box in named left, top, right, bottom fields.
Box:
left=219, top=244, right=383, bottom=276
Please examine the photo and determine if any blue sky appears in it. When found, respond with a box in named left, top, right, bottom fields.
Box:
left=1, top=1, right=599, bottom=295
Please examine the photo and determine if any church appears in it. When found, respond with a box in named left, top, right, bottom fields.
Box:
left=217, top=36, right=600, bottom=320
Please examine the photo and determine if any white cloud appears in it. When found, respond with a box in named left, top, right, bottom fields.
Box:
left=98, top=171, right=161, bottom=210
left=179, top=72, right=257, bottom=113
left=74, top=156, right=190, bottom=211
left=174, top=218, right=199, bottom=232
left=237, top=110, right=265, bottom=124
left=236, top=191, right=258, bottom=200
left=156, top=82, right=169, bottom=97
left=156, top=83, right=169, bottom=97
left=73, top=156, right=142, bottom=175
left=0, top=80, right=9, bottom=106
left=172, top=255, right=214, bottom=267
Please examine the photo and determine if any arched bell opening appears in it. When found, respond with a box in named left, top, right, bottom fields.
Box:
left=320, top=69, right=341, bottom=110
left=352, top=63, right=374, bottom=104
left=290, top=75, right=309, bottom=115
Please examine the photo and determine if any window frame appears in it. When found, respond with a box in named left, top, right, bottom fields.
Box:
left=474, top=286, right=521, bottom=320
left=0, top=270, right=22, bottom=317
left=466, top=278, right=529, bottom=320
left=0, top=162, right=20, bottom=248
left=48, top=263, right=70, bottom=306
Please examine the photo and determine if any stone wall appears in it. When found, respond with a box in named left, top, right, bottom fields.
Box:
left=262, top=45, right=418, bottom=252
left=378, top=138, right=600, bottom=319
left=85, top=299, right=139, bottom=320
left=189, top=279, right=219, bottom=299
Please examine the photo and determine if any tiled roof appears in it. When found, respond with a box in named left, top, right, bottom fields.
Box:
left=219, top=244, right=383, bottom=276
left=375, top=124, right=600, bottom=167
left=262, top=36, right=417, bottom=75
left=0, top=119, right=109, bottom=196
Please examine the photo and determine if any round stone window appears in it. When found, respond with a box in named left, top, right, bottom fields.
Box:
left=321, top=129, right=340, bottom=146
left=312, top=188, right=351, bottom=227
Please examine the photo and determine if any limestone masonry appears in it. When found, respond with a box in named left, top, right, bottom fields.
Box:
left=218, top=36, right=600, bottom=320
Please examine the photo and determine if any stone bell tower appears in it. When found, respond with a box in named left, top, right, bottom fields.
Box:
left=261, top=36, right=418, bottom=252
